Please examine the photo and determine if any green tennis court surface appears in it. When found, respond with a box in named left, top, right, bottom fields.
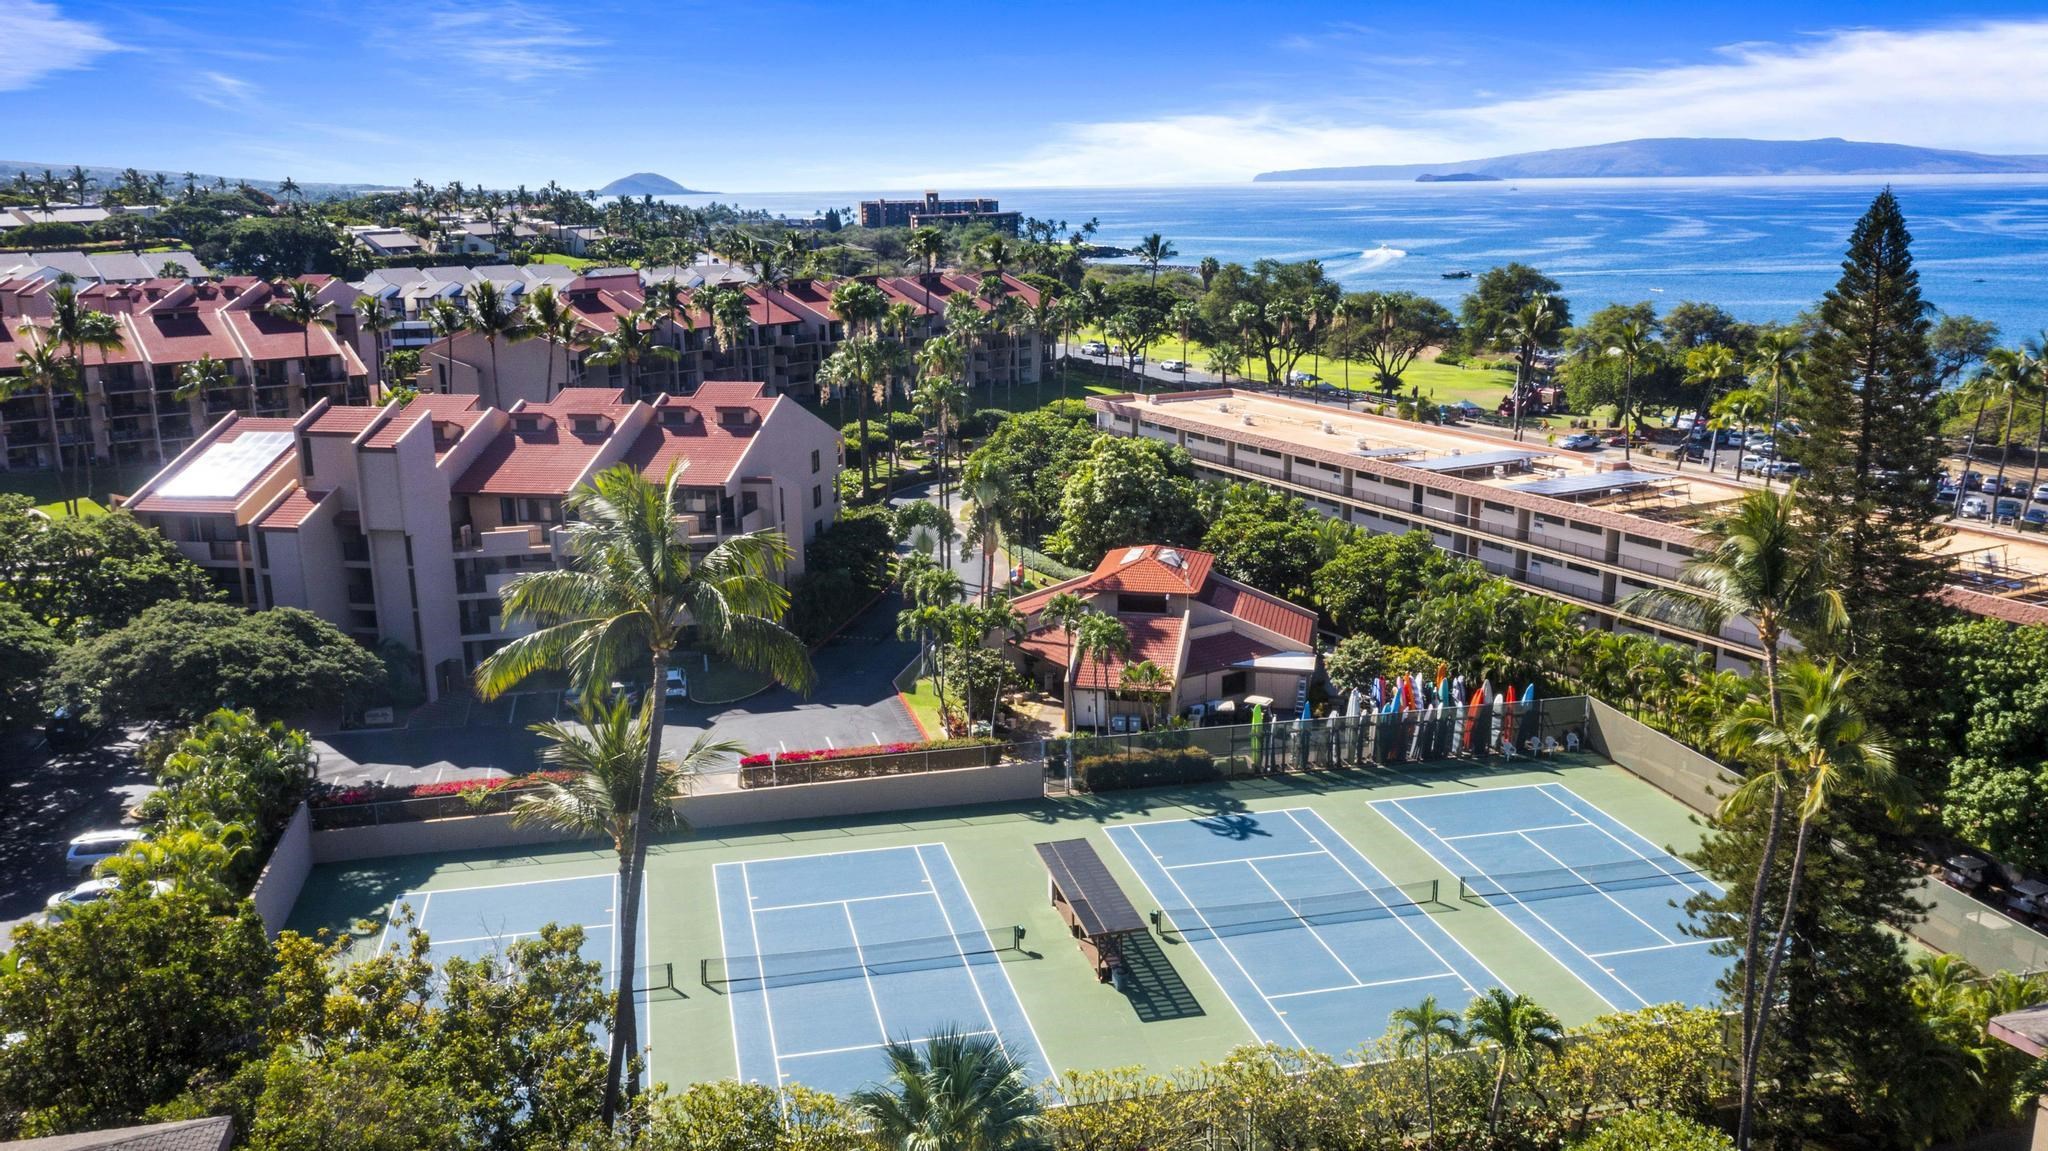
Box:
left=288, top=752, right=1716, bottom=1093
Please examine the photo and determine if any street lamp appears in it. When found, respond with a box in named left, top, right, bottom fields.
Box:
left=1605, top=345, right=1633, bottom=465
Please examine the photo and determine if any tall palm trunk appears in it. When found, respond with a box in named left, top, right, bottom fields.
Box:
left=2027, top=384, right=2047, bottom=504
left=602, top=646, right=669, bottom=1124
left=1959, top=389, right=1990, bottom=513
left=1734, top=641, right=1786, bottom=1151
left=1488, top=1050, right=1510, bottom=1131
left=1992, top=399, right=2017, bottom=500
left=1738, top=805, right=1817, bottom=1150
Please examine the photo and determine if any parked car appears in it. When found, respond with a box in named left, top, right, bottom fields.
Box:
left=564, top=679, right=640, bottom=711
left=1765, top=460, right=1804, bottom=478
left=1127, top=352, right=1145, bottom=365
left=1159, top=358, right=1188, bottom=373
left=1959, top=495, right=1991, bottom=520
left=43, top=704, right=94, bottom=750
left=1934, top=485, right=1958, bottom=507
left=1079, top=340, right=1108, bottom=356
left=1287, top=370, right=1320, bottom=385
left=2033, top=482, right=2048, bottom=502
left=1559, top=432, right=1602, bottom=451
left=1961, top=470, right=1984, bottom=491
left=1306, top=381, right=1339, bottom=395
left=1995, top=497, right=2024, bottom=525
left=2021, top=507, right=2048, bottom=531
left=1981, top=476, right=2008, bottom=498
left=36, top=877, right=170, bottom=927
left=65, top=829, right=144, bottom=876
left=663, top=667, right=689, bottom=704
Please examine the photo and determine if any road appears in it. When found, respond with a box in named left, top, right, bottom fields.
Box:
left=0, top=730, right=156, bottom=943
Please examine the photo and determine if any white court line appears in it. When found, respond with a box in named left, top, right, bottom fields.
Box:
left=1374, top=799, right=1636, bottom=1010
left=1534, top=785, right=1716, bottom=898
left=933, top=843, right=1056, bottom=1086
left=1243, top=858, right=1368, bottom=987
left=423, top=925, right=612, bottom=947
left=1443, top=820, right=1592, bottom=841
left=841, top=903, right=891, bottom=1036
left=1108, top=825, right=1307, bottom=1049
left=1515, top=832, right=1679, bottom=946
left=781, top=1028, right=998, bottom=1061
left=379, top=890, right=430, bottom=956
left=1280, top=810, right=1484, bottom=996
left=390, top=872, right=614, bottom=900
left=1166, top=848, right=1329, bottom=870
left=735, top=862, right=789, bottom=1087
left=713, top=866, right=748, bottom=1088
left=1267, top=970, right=1464, bottom=1000
left=1589, top=939, right=1717, bottom=959
left=913, top=846, right=1014, bottom=1068
left=751, top=890, right=930, bottom=914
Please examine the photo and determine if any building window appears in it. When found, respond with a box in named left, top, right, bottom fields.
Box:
left=812, top=484, right=822, bottom=509
left=1119, top=593, right=1168, bottom=614
left=811, top=449, right=820, bottom=473
left=1221, top=670, right=1248, bottom=697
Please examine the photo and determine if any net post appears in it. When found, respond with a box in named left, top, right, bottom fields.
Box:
left=1427, top=878, right=1440, bottom=904
left=699, top=957, right=712, bottom=988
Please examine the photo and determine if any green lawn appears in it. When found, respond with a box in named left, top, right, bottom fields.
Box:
left=900, top=677, right=947, bottom=739
left=0, top=463, right=157, bottom=512
left=527, top=252, right=600, bottom=270
left=1070, top=328, right=1521, bottom=411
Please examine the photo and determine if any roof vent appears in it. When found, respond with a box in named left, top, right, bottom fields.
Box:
left=1158, top=548, right=1183, bottom=570
left=1119, top=546, right=1145, bottom=565
left=1240, top=414, right=1254, bottom=426
left=1215, top=401, right=1231, bottom=413
left=1355, top=437, right=1372, bottom=451
left=1322, top=421, right=1335, bottom=434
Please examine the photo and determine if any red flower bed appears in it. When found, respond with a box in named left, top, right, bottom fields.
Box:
left=738, top=743, right=923, bottom=768
left=312, top=770, right=578, bottom=808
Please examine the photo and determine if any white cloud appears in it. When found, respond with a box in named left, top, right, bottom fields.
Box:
left=187, top=70, right=255, bottom=110
left=0, top=1, right=118, bottom=91
left=414, top=0, right=597, bottom=82
left=918, top=18, right=2048, bottom=186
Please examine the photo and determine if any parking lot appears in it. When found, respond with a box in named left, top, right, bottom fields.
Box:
left=314, top=589, right=924, bottom=789
left=0, top=730, right=157, bottom=943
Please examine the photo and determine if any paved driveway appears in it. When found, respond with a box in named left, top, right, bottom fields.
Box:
left=0, top=730, right=155, bottom=943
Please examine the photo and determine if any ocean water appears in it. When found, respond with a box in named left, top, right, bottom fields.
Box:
left=671, top=176, right=2048, bottom=339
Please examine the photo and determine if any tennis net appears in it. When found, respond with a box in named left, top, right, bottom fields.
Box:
left=700, top=926, right=1025, bottom=989
left=1459, top=858, right=1712, bottom=902
left=1151, top=879, right=1439, bottom=942
left=612, top=962, right=675, bottom=995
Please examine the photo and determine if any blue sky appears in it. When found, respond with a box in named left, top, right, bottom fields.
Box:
left=4, top=0, right=2048, bottom=191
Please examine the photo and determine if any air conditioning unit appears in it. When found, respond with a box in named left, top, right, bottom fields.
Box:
left=1240, top=414, right=1255, bottom=425
left=1322, top=421, right=1335, bottom=434
left=1355, top=437, right=1372, bottom=451
left=1215, top=401, right=1231, bottom=412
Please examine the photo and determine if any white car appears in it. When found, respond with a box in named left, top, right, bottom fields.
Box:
left=2034, top=483, right=2048, bottom=503
left=65, top=828, right=144, bottom=875
left=1959, top=495, right=1990, bottom=520
left=1287, top=370, right=1320, bottom=385
left=663, top=667, right=689, bottom=704
left=1159, top=359, right=1189, bottom=373
left=1080, top=340, right=1108, bottom=356
left=37, top=876, right=170, bottom=926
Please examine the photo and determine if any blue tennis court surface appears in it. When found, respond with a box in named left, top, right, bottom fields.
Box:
left=380, top=873, right=652, bottom=1058
left=1107, top=808, right=1498, bottom=1058
left=713, top=844, right=1051, bottom=1096
left=1372, top=783, right=1729, bottom=1010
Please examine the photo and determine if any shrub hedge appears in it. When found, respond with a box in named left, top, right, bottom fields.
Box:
left=1075, top=747, right=1219, bottom=792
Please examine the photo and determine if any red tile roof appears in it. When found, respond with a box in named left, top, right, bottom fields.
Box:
left=304, top=405, right=383, bottom=436
left=1072, top=615, right=1184, bottom=686
left=452, top=417, right=611, bottom=496
left=1086, top=544, right=1214, bottom=595
left=619, top=387, right=777, bottom=486
left=132, top=290, right=241, bottom=364
left=360, top=392, right=485, bottom=450
left=1199, top=577, right=1318, bottom=645
left=257, top=487, right=330, bottom=530
left=222, top=295, right=347, bottom=362
left=1185, top=631, right=1281, bottom=676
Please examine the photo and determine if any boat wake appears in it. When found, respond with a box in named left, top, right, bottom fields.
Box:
left=1354, top=243, right=1407, bottom=272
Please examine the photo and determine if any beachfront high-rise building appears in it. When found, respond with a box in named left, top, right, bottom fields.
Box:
left=1088, top=389, right=2048, bottom=664
left=858, top=191, right=1021, bottom=234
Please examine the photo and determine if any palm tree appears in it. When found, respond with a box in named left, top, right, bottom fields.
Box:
left=6, top=342, right=72, bottom=481
left=972, top=235, right=1013, bottom=282
left=1463, top=987, right=1563, bottom=1131
left=822, top=337, right=888, bottom=497
left=1683, top=343, right=1739, bottom=473
left=173, top=354, right=233, bottom=402
left=1986, top=348, right=2036, bottom=502
left=1619, top=484, right=1842, bottom=1114
left=1606, top=318, right=1656, bottom=465
left=38, top=287, right=126, bottom=501
left=475, top=463, right=813, bottom=1124
left=267, top=278, right=333, bottom=404
left=1198, top=255, right=1220, bottom=291
left=1715, top=659, right=1902, bottom=1151
left=354, top=294, right=394, bottom=401
left=1040, top=592, right=1089, bottom=729
left=1118, top=660, right=1170, bottom=729
left=1168, top=300, right=1199, bottom=383
left=963, top=469, right=1011, bottom=605
left=2021, top=333, right=2048, bottom=506
left=915, top=337, right=967, bottom=515
left=848, top=1029, right=1047, bottom=1151
left=1389, top=995, right=1467, bottom=1146
left=585, top=305, right=678, bottom=399
left=1711, top=386, right=1771, bottom=480
left=525, top=284, right=582, bottom=400
left=1494, top=294, right=1561, bottom=442
left=1134, top=233, right=1177, bottom=284
left=464, top=279, right=533, bottom=410
left=425, top=300, right=469, bottom=393
left=697, top=285, right=754, bottom=382
left=907, top=226, right=946, bottom=281
left=830, top=280, right=889, bottom=489
left=1745, top=330, right=1802, bottom=484
left=1072, top=611, right=1130, bottom=733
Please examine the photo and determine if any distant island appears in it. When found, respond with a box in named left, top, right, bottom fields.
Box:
left=1254, top=137, right=2048, bottom=182
left=598, top=172, right=705, bottom=196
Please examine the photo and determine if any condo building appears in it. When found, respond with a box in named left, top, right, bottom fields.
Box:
left=858, top=191, right=1020, bottom=234
left=1088, top=389, right=2048, bottom=663
left=121, top=381, right=842, bottom=698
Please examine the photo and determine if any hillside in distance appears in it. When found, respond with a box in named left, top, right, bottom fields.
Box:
left=598, top=172, right=705, bottom=196
left=0, top=160, right=392, bottom=200
left=1254, top=137, right=2048, bottom=181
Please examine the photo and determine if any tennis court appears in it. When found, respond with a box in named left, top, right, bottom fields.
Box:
left=710, top=843, right=1051, bottom=1096
left=1106, top=808, right=1499, bottom=1058
left=379, top=873, right=658, bottom=1047
left=1372, top=782, right=1729, bottom=1010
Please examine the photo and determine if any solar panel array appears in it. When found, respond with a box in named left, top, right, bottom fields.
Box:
left=156, top=431, right=294, bottom=499
left=1402, top=449, right=1548, bottom=473
left=1509, top=469, right=1666, bottom=498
